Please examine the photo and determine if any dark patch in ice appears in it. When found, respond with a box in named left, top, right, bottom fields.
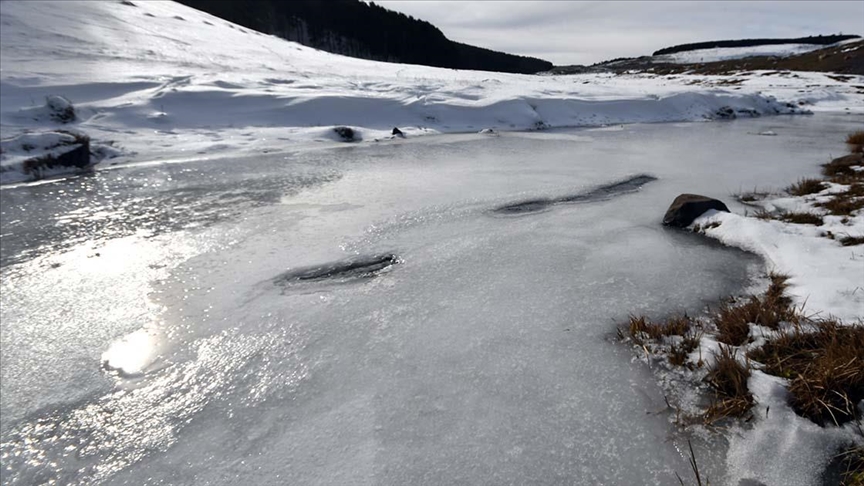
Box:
left=494, top=198, right=555, bottom=214
left=492, top=174, right=657, bottom=215
left=275, top=253, right=401, bottom=286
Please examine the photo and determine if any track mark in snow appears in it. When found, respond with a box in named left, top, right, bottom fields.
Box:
left=492, top=174, right=658, bottom=215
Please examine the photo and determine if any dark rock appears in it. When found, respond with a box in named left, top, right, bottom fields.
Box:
left=333, top=126, right=356, bottom=142
left=663, top=194, right=729, bottom=227
left=714, top=106, right=736, bottom=119
left=392, top=127, right=405, bottom=138
left=46, top=95, right=76, bottom=123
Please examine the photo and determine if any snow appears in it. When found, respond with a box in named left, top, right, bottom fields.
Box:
left=654, top=43, right=835, bottom=64
left=3, top=1, right=862, bottom=184
left=725, top=371, right=859, bottom=486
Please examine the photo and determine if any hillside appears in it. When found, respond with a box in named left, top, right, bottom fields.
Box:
left=653, top=34, right=860, bottom=56
left=175, top=0, right=553, bottom=74
left=552, top=39, right=864, bottom=76
left=1, top=1, right=862, bottom=183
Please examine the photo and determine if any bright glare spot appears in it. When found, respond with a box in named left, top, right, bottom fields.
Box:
left=102, top=328, right=159, bottom=377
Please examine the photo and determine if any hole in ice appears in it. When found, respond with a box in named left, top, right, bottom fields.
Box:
left=491, top=173, right=657, bottom=215
left=274, top=253, right=402, bottom=286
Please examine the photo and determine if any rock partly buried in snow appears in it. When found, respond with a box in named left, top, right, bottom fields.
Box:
left=332, top=126, right=358, bottom=142
left=1, top=131, right=90, bottom=181
left=391, top=127, right=405, bottom=138
left=662, top=194, right=729, bottom=228
left=45, top=95, right=76, bottom=123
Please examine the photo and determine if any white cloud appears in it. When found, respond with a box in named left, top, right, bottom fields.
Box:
left=375, top=1, right=863, bottom=65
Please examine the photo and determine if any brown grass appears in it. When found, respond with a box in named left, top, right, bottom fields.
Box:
left=752, top=208, right=776, bottom=220
left=816, top=196, right=864, bottom=216
left=839, top=446, right=864, bottom=486
left=669, top=330, right=703, bottom=367
left=847, top=130, right=864, bottom=153
left=748, top=320, right=864, bottom=426
left=713, top=273, right=798, bottom=345
left=626, top=314, right=691, bottom=343
left=703, top=345, right=754, bottom=422
left=787, top=178, right=827, bottom=196
left=737, top=189, right=771, bottom=203
left=823, top=153, right=864, bottom=181
left=780, top=211, right=825, bottom=226
left=839, top=236, right=864, bottom=246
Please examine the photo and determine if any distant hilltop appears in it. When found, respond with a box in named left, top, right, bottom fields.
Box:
left=653, top=34, right=861, bottom=56
left=176, top=0, right=553, bottom=74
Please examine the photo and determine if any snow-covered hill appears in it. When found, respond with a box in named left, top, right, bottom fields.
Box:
left=0, top=0, right=862, bottom=183
left=654, top=42, right=847, bottom=64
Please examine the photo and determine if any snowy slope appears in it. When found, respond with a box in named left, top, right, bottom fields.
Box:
left=654, top=43, right=838, bottom=64
left=2, top=0, right=862, bottom=183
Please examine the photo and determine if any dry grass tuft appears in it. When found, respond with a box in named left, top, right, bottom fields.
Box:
left=713, top=273, right=797, bottom=345
left=847, top=130, right=864, bottom=153
left=736, top=189, right=771, bottom=203
left=787, top=178, right=827, bottom=196
left=780, top=211, right=825, bottom=226
left=823, top=153, right=864, bottom=182
left=703, top=345, right=754, bottom=422
left=839, top=236, right=864, bottom=246
left=839, top=445, right=864, bottom=486
left=752, top=208, right=776, bottom=220
left=748, top=320, right=864, bottom=426
left=816, top=196, right=864, bottom=216
left=669, top=330, right=703, bottom=367
left=626, top=314, right=691, bottom=343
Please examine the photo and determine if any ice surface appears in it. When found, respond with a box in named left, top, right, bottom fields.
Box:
left=2, top=114, right=862, bottom=485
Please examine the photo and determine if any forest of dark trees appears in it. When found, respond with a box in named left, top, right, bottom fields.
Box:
left=176, top=0, right=553, bottom=74
left=653, top=34, right=860, bottom=56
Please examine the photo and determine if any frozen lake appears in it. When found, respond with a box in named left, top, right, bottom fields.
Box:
left=1, top=113, right=862, bottom=485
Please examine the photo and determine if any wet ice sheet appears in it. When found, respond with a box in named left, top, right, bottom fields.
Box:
left=2, top=114, right=863, bottom=485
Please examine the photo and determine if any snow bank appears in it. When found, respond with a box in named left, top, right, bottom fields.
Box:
left=694, top=207, right=864, bottom=323
left=2, top=0, right=861, bottom=180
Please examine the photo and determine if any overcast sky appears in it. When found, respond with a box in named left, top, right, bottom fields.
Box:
left=375, top=1, right=864, bottom=66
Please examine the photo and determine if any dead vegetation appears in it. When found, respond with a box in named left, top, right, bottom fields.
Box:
left=713, top=273, right=798, bottom=346
left=749, top=320, right=864, bottom=426
left=750, top=133, right=864, bottom=248
left=839, top=236, right=864, bottom=246
left=847, top=130, right=864, bottom=154
left=787, top=178, right=828, bottom=196
left=703, top=345, right=754, bottom=423
left=780, top=211, right=825, bottom=225
left=839, top=446, right=864, bottom=486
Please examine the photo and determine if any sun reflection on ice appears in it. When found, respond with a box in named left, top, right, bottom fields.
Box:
left=101, top=328, right=161, bottom=377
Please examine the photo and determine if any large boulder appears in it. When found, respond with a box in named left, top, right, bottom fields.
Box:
left=663, top=194, right=729, bottom=228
